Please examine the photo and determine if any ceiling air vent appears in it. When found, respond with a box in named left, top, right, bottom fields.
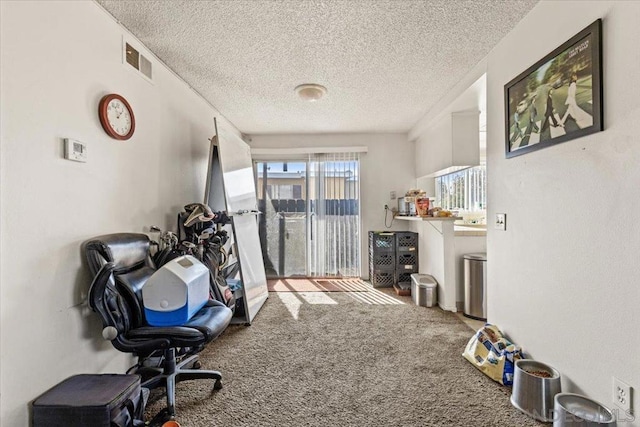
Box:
left=124, top=41, right=153, bottom=83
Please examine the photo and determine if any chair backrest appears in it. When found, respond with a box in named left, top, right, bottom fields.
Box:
left=85, top=233, right=156, bottom=328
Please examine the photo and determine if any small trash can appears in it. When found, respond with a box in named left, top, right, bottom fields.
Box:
left=410, top=273, right=438, bottom=307
left=463, top=253, right=487, bottom=320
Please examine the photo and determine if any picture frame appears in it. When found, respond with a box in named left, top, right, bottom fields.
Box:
left=504, top=19, right=603, bottom=158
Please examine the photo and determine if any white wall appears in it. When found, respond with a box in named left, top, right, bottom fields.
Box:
left=486, top=2, right=640, bottom=424
left=0, top=2, right=239, bottom=425
left=247, top=134, right=415, bottom=279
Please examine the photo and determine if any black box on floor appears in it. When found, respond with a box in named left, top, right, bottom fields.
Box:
left=32, top=374, right=146, bottom=427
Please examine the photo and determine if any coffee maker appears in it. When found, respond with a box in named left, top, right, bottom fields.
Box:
left=397, top=197, right=416, bottom=216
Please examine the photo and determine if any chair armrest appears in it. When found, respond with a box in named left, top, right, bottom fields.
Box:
left=88, top=262, right=116, bottom=312
left=115, top=336, right=170, bottom=353
left=89, top=262, right=171, bottom=353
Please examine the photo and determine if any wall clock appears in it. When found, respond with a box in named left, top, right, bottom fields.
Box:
left=98, top=94, right=135, bottom=140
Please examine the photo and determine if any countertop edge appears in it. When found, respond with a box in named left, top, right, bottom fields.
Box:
left=395, top=216, right=463, bottom=221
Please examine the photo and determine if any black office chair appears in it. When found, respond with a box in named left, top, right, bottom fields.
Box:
left=85, top=233, right=233, bottom=417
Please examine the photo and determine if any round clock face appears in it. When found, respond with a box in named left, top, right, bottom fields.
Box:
left=98, top=94, right=135, bottom=140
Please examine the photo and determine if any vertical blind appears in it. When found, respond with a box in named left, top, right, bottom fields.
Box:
left=435, top=165, right=486, bottom=211
left=308, top=152, right=361, bottom=277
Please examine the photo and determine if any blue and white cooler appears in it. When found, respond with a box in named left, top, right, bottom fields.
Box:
left=142, top=255, right=210, bottom=326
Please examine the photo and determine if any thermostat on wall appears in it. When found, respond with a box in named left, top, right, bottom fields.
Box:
left=64, top=138, right=87, bottom=162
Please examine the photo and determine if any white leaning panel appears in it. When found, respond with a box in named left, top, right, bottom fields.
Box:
left=214, top=122, right=268, bottom=324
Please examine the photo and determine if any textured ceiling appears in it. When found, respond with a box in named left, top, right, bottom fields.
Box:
left=98, top=0, right=538, bottom=134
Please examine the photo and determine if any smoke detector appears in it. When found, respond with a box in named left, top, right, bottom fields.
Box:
left=295, top=84, right=327, bottom=102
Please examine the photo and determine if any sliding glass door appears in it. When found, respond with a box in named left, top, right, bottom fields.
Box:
left=255, top=154, right=360, bottom=278
left=307, top=153, right=360, bottom=277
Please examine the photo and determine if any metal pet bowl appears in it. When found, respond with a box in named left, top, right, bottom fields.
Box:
left=553, top=393, right=617, bottom=426
left=511, top=359, right=562, bottom=422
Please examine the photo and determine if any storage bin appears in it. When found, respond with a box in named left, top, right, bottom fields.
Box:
left=371, top=271, right=395, bottom=288
left=370, top=252, right=395, bottom=269
left=410, top=273, right=437, bottom=307
left=368, top=231, right=419, bottom=289
left=395, top=232, right=418, bottom=252
left=368, top=231, right=395, bottom=252
left=397, top=253, right=418, bottom=272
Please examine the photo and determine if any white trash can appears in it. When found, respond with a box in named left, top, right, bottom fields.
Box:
left=410, top=273, right=438, bottom=307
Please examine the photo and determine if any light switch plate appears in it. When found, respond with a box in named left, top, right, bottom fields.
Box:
left=495, top=213, right=506, bottom=230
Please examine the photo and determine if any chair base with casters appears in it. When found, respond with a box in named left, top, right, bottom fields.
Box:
left=138, top=348, right=223, bottom=416
left=85, top=233, right=233, bottom=419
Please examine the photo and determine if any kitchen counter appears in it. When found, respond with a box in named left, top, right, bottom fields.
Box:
left=403, top=216, right=486, bottom=312
left=396, top=216, right=487, bottom=236
left=395, top=215, right=462, bottom=221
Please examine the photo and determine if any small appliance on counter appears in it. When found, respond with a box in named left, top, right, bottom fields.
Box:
left=397, top=197, right=416, bottom=216
left=397, top=189, right=427, bottom=216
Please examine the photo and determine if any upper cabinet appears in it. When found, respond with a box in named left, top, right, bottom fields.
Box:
left=438, top=110, right=480, bottom=177
left=418, top=110, right=480, bottom=178
left=413, top=73, right=485, bottom=181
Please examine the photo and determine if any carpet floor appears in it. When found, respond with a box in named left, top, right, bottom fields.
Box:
left=147, top=287, right=543, bottom=426
left=267, top=278, right=371, bottom=292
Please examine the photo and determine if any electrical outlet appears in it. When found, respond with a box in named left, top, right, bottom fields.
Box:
left=495, top=213, right=506, bottom=230
left=613, top=377, right=633, bottom=413
left=390, top=191, right=397, bottom=200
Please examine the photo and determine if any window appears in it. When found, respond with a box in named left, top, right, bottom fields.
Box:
left=435, top=165, right=486, bottom=212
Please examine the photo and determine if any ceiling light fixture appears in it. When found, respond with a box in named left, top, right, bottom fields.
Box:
left=295, top=83, right=327, bottom=102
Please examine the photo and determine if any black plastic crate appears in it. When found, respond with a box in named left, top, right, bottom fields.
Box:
left=369, top=268, right=395, bottom=284
left=369, top=254, right=394, bottom=278
left=396, top=272, right=413, bottom=286
left=395, top=232, right=418, bottom=252
left=369, top=231, right=396, bottom=253
left=397, top=253, right=418, bottom=267
left=370, top=252, right=395, bottom=269
left=370, top=271, right=395, bottom=288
